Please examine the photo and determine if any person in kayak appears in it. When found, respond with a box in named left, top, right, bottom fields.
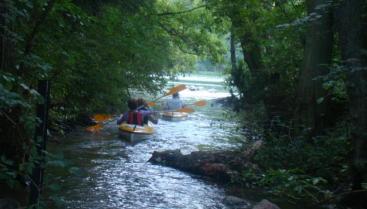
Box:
left=137, top=98, right=159, bottom=124
left=137, top=98, right=150, bottom=111
left=163, top=92, right=185, bottom=111
left=117, top=98, right=157, bottom=125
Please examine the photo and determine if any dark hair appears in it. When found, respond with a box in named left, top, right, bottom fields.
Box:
left=127, top=99, right=137, bottom=110
left=172, top=92, right=179, bottom=98
left=137, top=98, right=147, bottom=107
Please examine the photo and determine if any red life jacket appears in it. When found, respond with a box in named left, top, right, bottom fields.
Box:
left=127, top=111, right=143, bottom=125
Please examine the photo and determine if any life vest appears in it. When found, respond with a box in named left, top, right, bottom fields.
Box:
left=127, top=111, right=143, bottom=125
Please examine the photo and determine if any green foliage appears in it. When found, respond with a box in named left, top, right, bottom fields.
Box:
left=207, top=0, right=355, bottom=204
left=1, top=0, right=226, bottom=206
left=236, top=125, right=351, bottom=203
left=1, top=0, right=226, bottom=129
left=1, top=0, right=226, bottom=123
left=258, top=169, right=330, bottom=203
left=1, top=0, right=360, bottom=207
left=208, top=0, right=306, bottom=116
left=0, top=156, right=18, bottom=189
left=319, top=62, right=348, bottom=103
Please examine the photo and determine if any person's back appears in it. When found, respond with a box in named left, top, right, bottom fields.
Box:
left=117, top=98, right=158, bottom=125
left=126, top=111, right=144, bottom=125
left=137, top=98, right=158, bottom=124
left=164, top=93, right=183, bottom=111
left=137, top=98, right=149, bottom=111
left=117, top=99, right=144, bottom=125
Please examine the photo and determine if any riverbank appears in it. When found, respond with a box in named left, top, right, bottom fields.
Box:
left=147, top=139, right=333, bottom=209
left=45, top=94, right=346, bottom=209
left=42, top=82, right=347, bottom=209
left=147, top=139, right=314, bottom=209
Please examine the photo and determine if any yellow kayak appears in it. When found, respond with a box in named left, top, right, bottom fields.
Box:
left=161, top=112, right=188, bottom=121
left=118, top=122, right=154, bottom=143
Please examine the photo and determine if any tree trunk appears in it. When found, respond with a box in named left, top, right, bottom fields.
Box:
left=238, top=31, right=266, bottom=104
left=0, top=0, right=5, bottom=70
left=336, top=0, right=367, bottom=207
left=239, top=33, right=263, bottom=78
left=296, top=0, right=334, bottom=136
left=229, top=29, right=244, bottom=99
left=0, top=0, right=12, bottom=71
left=230, top=31, right=237, bottom=75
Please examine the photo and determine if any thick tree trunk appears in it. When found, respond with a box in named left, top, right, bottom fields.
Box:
left=336, top=0, right=367, bottom=207
left=0, top=0, right=11, bottom=71
left=0, top=0, right=4, bottom=70
left=239, top=33, right=263, bottom=78
left=296, top=0, right=334, bottom=135
left=229, top=30, right=244, bottom=99
left=238, top=32, right=266, bottom=105
left=0, top=1, right=20, bottom=158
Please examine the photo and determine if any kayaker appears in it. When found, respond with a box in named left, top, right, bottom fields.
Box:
left=117, top=98, right=158, bottom=125
left=137, top=98, right=150, bottom=111
left=137, top=98, right=159, bottom=124
left=163, top=92, right=184, bottom=111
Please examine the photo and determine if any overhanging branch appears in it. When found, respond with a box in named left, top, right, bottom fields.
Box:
left=158, top=22, right=199, bottom=55
left=155, top=5, right=206, bottom=16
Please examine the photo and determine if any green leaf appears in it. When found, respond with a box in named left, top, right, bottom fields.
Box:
left=48, top=183, right=62, bottom=192
left=316, top=97, right=324, bottom=104
left=362, top=183, right=367, bottom=190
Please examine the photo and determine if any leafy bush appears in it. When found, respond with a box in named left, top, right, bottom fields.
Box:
left=237, top=125, right=351, bottom=203
left=258, top=169, right=331, bottom=203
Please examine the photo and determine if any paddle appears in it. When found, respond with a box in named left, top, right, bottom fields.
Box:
left=164, top=84, right=186, bottom=97
left=176, top=107, right=195, bottom=113
left=186, top=100, right=207, bottom=107
left=85, top=123, right=103, bottom=133
left=86, top=107, right=195, bottom=133
left=86, top=85, right=187, bottom=133
left=85, top=114, right=113, bottom=133
left=159, top=100, right=207, bottom=114
left=92, top=114, right=112, bottom=122
left=146, top=84, right=187, bottom=107
left=149, top=99, right=206, bottom=108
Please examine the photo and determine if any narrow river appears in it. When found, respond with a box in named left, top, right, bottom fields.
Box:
left=46, top=75, right=252, bottom=209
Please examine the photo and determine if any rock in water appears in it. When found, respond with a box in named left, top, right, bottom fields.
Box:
left=223, top=196, right=251, bottom=209
left=252, top=199, right=280, bottom=209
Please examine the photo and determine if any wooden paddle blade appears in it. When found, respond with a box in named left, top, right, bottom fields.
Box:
left=92, top=114, right=112, bottom=122
left=147, top=101, right=156, bottom=107
left=86, top=124, right=103, bottom=133
left=177, top=107, right=194, bottom=113
left=164, top=84, right=186, bottom=96
left=193, top=100, right=207, bottom=106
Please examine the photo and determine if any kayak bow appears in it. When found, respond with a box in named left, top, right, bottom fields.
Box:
left=161, top=112, right=189, bottom=121
left=118, top=122, right=154, bottom=143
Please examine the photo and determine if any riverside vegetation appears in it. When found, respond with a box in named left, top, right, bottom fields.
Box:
left=0, top=0, right=366, bottom=208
